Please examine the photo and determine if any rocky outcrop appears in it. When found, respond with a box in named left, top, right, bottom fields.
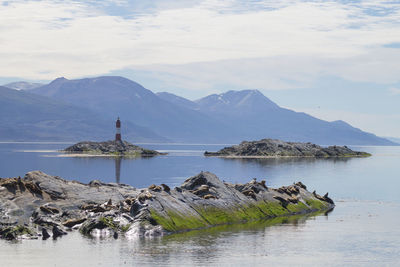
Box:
left=205, top=138, right=371, bottom=158
left=63, top=140, right=165, bottom=157
left=0, top=171, right=334, bottom=240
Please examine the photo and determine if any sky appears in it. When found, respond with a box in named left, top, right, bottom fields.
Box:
left=0, top=0, right=399, bottom=137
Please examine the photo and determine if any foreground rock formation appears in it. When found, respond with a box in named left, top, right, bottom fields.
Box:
left=0, top=171, right=334, bottom=241
left=205, top=138, right=371, bottom=158
left=63, top=140, right=164, bottom=157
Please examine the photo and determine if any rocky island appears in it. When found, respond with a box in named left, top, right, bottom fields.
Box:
left=205, top=138, right=371, bottom=158
left=63, top=140, right=164, bottom=157
left=0, top=171, right=334, bottom=240
left=61, top=118, right=165, bottom=157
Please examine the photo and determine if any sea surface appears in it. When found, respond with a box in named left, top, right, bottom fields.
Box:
left=0, top=142, right=399, bottom=266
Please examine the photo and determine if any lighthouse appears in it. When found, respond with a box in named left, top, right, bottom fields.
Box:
left=115, top=117, right=121, bottom=141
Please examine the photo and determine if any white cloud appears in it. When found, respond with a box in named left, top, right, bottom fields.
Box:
left=0, top=0, right=399, bottom=88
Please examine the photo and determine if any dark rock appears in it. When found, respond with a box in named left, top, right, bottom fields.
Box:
left=124, top=198, right=135, bottom=206
left=80, top=217, right=117, bottom=236
left=0, top=170, right=335, bottom=241
left=287, top=196, right=298, bottom=203
left=174, top=187, right=182, bottom=193
left=40, top=205, right=60, bottom=214
left=24, top=181, right=42, bottom=196
left=63, top=140, right=164, bottom=157
left=52, top=225, right=67, bottom=239
left=181, top=172, right=209, bottom=190
left=160, top=184, right=170, bottom=192
left=42, top=228, right=50, bottom=240
left=32, top=215, right=59, bottom=227
left=242, top=189, right=257, bottom=199
left=323, top=193, right=334, bottom=205
left=148, top=184, right=162, bottom=192
left=138, top=192, right=152, bottom=203
left=90, top=206, right=108, bottom=213
left=260, top=180, right=267, bottom=189
left=62, top=218, right=87, bottom=228
left=192, top=185, right=210, bottom=196
left=203, top=194, right=217, bottom=200
left=273, top=196, right=289, bottom=207
left=80, top=204, right=96, bottom=210
left=130, top=200, right=147, bottom=217
left=295, top=181, right=307, bottom=190
left=205, top=138, right=371, bottom=158
left=89, top=180, right=102, bottom=187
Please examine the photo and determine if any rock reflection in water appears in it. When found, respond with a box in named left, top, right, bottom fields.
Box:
left=222, top=156, right=352, bottom=167
left=115, top=156, right=122, bottom=184
left=1, top=202, right=400, bottom=266
left=123, top=211, right=326, bottom=265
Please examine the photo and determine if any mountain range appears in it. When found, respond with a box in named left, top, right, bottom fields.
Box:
left=0, top=85, right=165, bottom=142
left=1, top=76, right=396, bottom=145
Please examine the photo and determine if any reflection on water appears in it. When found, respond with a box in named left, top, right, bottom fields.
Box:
left=1, top=144, right=400, bottom=266
left=115, top=157, right=121, bottom=184
left=223, top=156, right=352, bottom=167
left=1, top=144, right=400, bottom=202
left=1, top=201, right=399, bottom=267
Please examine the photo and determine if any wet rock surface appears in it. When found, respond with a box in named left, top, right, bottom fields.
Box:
left=205, top=138, right=371, bottom=158
left=0, top=171, right=334, bottom=241
left=63, top=140, right=165, bottom=157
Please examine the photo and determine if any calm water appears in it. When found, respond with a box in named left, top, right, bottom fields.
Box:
left=0, top=143, right=399, bottom=266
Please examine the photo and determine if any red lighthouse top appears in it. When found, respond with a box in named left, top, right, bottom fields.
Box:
left=115, top=117, right=121, bottom=141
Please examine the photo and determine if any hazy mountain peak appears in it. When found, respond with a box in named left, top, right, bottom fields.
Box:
left=196, top=89, right=279, bottom=112
left=34, top=76, right=152, bottom=100
left=53, top=77, right=68, bottom=82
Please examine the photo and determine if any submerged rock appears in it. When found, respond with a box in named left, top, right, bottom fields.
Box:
left=0, top=171, right=335, bottom=241
left=204, top=138, right=371, bottom=158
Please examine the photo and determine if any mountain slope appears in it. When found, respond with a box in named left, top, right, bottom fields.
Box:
left=196, top=90, right=279, bottom=114
left=384, top=137, right=400, bottom=145
left=156, top=92, right=199, bottom=110
left=32, top=76, right=235, bottom=142
left=0, top=86, right=165, bottom=142
left=194, top=90, right=395, bottom=145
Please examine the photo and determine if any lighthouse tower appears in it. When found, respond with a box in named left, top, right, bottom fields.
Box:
left=115, top=117, right=121, bottom=141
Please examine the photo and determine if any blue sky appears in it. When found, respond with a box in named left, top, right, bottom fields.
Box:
left=0, top=0, right=399, bottom=137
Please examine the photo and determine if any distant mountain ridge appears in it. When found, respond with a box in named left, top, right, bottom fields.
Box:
left=1, top=76, right=396, bottom=145
left=0, top=86, right=166, bottom=142
left=3, top=81, right=44, bottom=91
left=384, top=137, right=400, bottom=145
left=157, top=89, right=395, bottom=145
left=31, top=76, right=235, bottom=142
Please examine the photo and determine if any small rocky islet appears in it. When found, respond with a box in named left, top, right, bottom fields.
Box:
left=63, top=140, right=165, bottom=157
left=205, top=138, right=371, bottom=158
left=0, top=171, right=334, bottom=241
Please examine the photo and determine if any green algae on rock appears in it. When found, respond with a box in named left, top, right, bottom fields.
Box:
left=205, top=138, right=371, bottom=158
left=0, top=171, right=334, bottom=240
